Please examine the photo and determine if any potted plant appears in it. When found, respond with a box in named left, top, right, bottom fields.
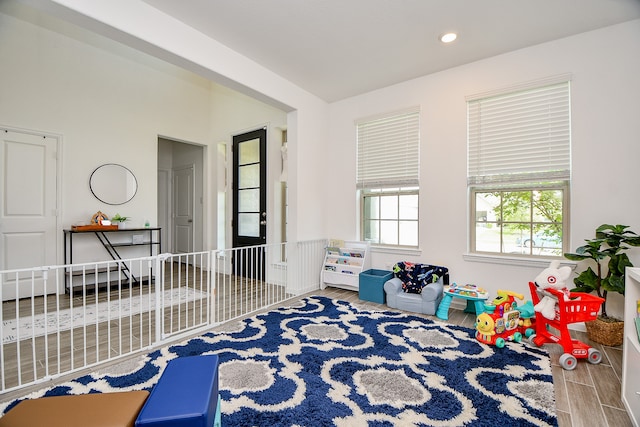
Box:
left=111, top=213, right=130, bottom=229
left=564, top=224, right=640, bottom=346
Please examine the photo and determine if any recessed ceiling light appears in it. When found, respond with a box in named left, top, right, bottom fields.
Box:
left=440, top=32, right=457, bottom=43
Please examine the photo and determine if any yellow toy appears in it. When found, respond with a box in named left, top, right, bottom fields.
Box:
left=475, top=290, right=535, bottom=348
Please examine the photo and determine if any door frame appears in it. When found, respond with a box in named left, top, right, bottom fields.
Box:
left=157, top=136, right=205, bottom=255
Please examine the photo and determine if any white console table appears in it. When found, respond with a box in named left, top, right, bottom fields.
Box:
left=63, top=227, right=161, bottom=293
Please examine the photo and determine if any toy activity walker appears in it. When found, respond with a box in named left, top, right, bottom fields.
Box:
left=475, top=290, right=536, bottom=348
left=436, top=283, right=489, bottom=320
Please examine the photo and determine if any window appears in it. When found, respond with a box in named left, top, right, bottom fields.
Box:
left=362, top=187, right=419, bottom=246
left=357, top=108, right=420, bottom=247
left=467, top=77, right=571, bottom=257
left=472, top=185, right=567, bottom=257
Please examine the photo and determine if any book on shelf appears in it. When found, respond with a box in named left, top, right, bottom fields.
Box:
left=328, top=239, right=345, bottom=248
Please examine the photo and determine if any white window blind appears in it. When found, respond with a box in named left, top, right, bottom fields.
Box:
left=356, top=109, right=420, bottom=189
left=467, top=81, right=570, bottom=185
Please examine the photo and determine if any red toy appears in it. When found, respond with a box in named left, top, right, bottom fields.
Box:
left=528, top=281, right=605, bottom=370
left=475, top=290, right=535, bottom=348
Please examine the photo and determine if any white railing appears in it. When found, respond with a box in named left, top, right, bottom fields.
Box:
left=0, top=239, right=326, bottom=395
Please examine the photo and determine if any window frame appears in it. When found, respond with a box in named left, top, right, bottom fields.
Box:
left=360, top=186, right=419, bottom=249
left=469, top=182, right=569, bottom=258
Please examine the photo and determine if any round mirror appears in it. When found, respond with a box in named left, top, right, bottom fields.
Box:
left=89, top=164, right=138, bottom=205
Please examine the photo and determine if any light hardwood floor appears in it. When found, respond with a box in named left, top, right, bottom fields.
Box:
left=0, top=286, right=633, bottom=426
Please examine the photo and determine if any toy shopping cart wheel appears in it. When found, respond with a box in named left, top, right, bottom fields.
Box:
left=528, top=282, right=605, bottom=370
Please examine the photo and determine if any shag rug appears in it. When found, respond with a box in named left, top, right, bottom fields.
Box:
left=1, top=296, right=557, bottom=426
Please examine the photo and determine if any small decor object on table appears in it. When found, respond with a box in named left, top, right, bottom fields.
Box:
left=110, top=213, right=130, bottom=229
left=91, top=211, right=109, bottom=224
left=73, top=211, right=118, bottom=230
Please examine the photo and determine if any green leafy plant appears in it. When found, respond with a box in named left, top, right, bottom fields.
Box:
left=111, top=213, right=129, bottom=223
left=564, top=224, right=640, bottom=320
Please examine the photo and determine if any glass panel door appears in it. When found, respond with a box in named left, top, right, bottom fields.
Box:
left=232, top=128, right=267, bottom=277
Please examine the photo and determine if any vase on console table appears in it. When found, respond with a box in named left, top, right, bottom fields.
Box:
left=110, top=214, right=130, bottom=229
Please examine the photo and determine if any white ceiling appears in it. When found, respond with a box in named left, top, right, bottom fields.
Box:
left=142, top=0, right=640, bottom=102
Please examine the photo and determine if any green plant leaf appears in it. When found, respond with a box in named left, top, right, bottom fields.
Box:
left=572, top=267, right=599, bottom=292
left=564, top=223, right=638, bottom=310
left=563, top=252, right=589, bottom=261
left=609, top=253, right=632, bottom=276
left=603, top=274, right=625, bottom=295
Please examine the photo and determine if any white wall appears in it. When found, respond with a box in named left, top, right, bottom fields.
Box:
left=0, top=3, right=210, bottom=232
left=22, top=0, right=331, bottom=244
left=208, top=84, right=288, bottom=249
left=326, top=20, right=640, bottom=318
left=0, top=2, right=293, bottom=261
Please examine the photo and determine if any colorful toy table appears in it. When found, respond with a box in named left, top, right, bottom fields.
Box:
left=436, top=283, right=489, bottom=320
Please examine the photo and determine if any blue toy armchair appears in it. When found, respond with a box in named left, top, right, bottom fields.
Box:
left=384, top=262, right=449, bottom=315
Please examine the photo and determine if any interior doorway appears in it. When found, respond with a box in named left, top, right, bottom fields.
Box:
left=157, top=137, right=204, bottom=254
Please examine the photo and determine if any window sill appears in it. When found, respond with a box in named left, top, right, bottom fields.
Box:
left=463, top=252, right=576, bottom=269
left=371, top=245, right=422, bottom=257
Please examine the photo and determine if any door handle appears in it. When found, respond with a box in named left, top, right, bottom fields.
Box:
left=188, top=219, right=193, bottom=223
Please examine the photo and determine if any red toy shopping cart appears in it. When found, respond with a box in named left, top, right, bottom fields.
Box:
left=528, top=281, right=605, bottom=370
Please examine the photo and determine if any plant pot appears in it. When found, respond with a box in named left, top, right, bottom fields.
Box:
left=585, top=317, right=624, bottom=346
left=117, top=222, right=126, bottom=230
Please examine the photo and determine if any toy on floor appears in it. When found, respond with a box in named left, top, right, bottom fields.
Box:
left=528, top=281, right=605, bottom=370
left=532, top=260, right=571, bottom=320
left=436, top=283, right=488, bottom=320
left=475, top=289, right=535, bottom=348
left=0, top=355, right=222, bottom=427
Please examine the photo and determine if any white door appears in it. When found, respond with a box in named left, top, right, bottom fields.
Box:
left=157, top=168, right=171, bottom=252
left=173, top=165, right=194, bottom=254
left=0, top=129, right=58, bottom=300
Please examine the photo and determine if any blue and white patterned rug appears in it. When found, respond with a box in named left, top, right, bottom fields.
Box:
left=1, top=296, right=557, bottom=426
